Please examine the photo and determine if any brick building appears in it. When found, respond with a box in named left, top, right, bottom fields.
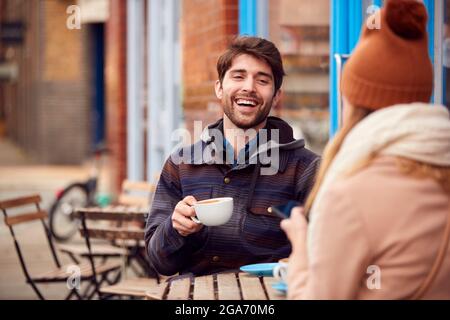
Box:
left=0, top=0, right=127, bottom=194
left=182, top=0, right=239, bottom=136
left=2, top=0, right=448, bottom=197
left=0, top=0, right=331, bottom=192
left=0, top=0, right=92, bottom=164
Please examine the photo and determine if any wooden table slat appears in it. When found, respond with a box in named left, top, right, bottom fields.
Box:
left=238, top=273, right=267, bottom=300
left=101, top=278, right=160, bottom=297
left=150, top=273, right=278, bottom=300
left=166, top=277, right=191, bottom=300
left=75, top=205, right=147, bottom=222
left=217, top=273, right=241, bottom=300
left=145, top=281, right=170, bottom=300
left=127, top=206, right=138, bottom=213
left=193, top=275, right=215, bottom=300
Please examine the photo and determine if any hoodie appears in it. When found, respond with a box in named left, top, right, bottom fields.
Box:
left=145, top=117, right=320, bottom=276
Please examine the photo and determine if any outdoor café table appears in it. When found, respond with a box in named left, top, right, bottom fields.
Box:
left=74, top=205, right=151, bottom=275
left=75, top=205, right=149, bottom=222
left=145, top=272, right=286, bottom=300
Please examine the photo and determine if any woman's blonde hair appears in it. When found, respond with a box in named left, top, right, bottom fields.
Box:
left=395, top=157, right=450, bottom=194
left=304, top=106, right=450, bottom=215
left=304, top=106, right=371, bottom=214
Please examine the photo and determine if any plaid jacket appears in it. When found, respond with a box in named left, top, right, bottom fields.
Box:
left=145, top=117, right=320, bottom=276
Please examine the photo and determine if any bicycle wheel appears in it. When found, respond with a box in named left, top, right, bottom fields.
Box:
left=49, top=183, right=89, bottom=242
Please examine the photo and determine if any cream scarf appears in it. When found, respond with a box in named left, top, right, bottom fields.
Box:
left=308, top=103, right=450, bottom=248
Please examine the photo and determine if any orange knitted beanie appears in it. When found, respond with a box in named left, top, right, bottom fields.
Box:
left=341, top=0, right=433, bottom=110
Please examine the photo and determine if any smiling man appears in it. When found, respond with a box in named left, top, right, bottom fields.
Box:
left=145, top=36, right=320, bottom=276
left=218, top=53, right=277, bottom=130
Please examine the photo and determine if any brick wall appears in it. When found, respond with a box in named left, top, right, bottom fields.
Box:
left=181, top=0, right=238, bottom=141
left=39, top=0, right=92, bottom=164
left=0, top=0, right=6, bottom=136
left=0, top=0, right=92, bottom=164
left=1, top=0, right=38, bottom=155
left=105, top=0, right=127, bottom=194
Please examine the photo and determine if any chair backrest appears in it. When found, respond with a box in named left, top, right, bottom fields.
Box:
left=77, top=208, right=145, bottom=242
left=117, top=180, right=155, bottom=207
left=0, top=194, right=62, bottom=298
left=0, top=195, right=48, bottom=226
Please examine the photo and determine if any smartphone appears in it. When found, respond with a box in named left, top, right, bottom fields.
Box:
left=270, top=200, right=300, bottom=219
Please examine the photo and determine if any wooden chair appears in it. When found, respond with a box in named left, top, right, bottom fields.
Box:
left=0, top=194, right=122, bottom=300
left=114, top=180, right=155, bottom=260
left=77, top=206, right=160, bottom=299
left=58, top=180, right=155, bottom=275
left=83, top=179, right=169, bottom=299
left=118, top=180, right=156, bottom=207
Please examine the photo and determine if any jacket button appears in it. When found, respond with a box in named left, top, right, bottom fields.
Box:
left=224, top=177, right=231, bottom=184
left=212, top=256, right=220, bottom=262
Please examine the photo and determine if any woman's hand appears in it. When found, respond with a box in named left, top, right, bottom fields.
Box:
left=281, top=207, right=309, bottom=299
left=280, top=207, right=308, bottom=248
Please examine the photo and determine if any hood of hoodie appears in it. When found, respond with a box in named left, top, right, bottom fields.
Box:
left=199, top=116, right=306, bottom=163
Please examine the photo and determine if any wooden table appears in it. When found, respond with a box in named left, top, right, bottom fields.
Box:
left=74, top=205, right=153, bottom=276
left=75, top=205, right=149, bottom=222
left=145, top=272, right=286, bottom=300
left=74, top=205, right=148, bottom=249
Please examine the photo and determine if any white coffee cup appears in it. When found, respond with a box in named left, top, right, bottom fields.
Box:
left=273, top=258, right=289, bottom=283
left=191, top=197, right=233, bottom=226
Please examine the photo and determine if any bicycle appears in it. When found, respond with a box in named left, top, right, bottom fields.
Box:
left=49, top=145, right=112, bottom=242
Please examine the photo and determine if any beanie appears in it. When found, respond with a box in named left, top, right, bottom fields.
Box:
left=341, top=0, right=433, bottom=110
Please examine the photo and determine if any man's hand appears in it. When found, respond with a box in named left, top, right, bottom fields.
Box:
left=172, top=196, right=204, bottom=237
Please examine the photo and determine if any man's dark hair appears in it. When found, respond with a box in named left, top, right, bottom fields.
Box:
left=216, top=36, right=286, bottom=93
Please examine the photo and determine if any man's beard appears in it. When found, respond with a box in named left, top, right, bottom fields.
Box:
left=222, top=94, right=273, bottom=129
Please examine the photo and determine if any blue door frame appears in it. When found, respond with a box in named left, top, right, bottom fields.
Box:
left=239, top=0, right=257, bottom=35
left=238, top=0, right=269, bottom=38
left=330, top=0, right=437, bottom=137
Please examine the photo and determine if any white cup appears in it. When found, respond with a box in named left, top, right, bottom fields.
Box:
left=191, top=197, right=233, bottom=226
left=273, top=258, right=289, bottom=283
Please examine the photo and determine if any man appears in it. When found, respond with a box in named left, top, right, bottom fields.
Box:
left=145, top=36, right=320, bottom=276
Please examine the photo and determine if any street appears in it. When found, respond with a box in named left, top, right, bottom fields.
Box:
left=0, top=138, right=90, bottom=299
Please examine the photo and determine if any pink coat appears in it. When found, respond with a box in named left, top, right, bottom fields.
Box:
left=288, top=156, right=450, bottom=299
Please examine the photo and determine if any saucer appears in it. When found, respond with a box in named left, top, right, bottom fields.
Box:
left=239, top=263, right=278, bottom=277
left=272, top=281, right=287, bottom=294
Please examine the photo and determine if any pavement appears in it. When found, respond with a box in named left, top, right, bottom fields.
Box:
left=0, top=137, right=92, bottom=299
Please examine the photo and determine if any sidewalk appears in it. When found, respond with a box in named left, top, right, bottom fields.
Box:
left=0, top=138, right=90, bottom=299
left=0, top=137, right=90, bottom=211
left=0, top=138, right=31, bottom=166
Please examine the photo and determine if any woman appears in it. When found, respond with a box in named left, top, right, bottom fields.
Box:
left=281, top=0, right=450, bottom=299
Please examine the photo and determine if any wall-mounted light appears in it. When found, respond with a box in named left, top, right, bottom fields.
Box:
left=0, top=62, right=19, bottom=82
left=0, top=22, right=25, bottom=45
